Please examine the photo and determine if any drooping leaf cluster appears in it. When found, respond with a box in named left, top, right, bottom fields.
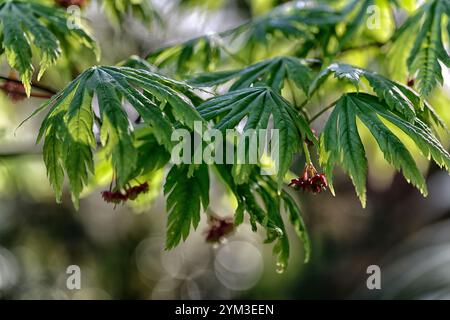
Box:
left=10, top=0, right=450, bottom=270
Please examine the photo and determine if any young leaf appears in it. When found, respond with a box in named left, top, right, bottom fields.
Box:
left=393, top=0, right=450, bottom=96
left=147, top=1, right=348, bottom=74
left=0, top=0, right=98, bottom=95
left=164, top=164, right=209, bottom=249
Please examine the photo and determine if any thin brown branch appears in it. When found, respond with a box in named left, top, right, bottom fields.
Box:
left=0, top=87, right=53, bottom=99
left=0, top=75, right=57, bottom=95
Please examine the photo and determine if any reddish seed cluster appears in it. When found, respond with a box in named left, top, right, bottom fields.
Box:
left=0, top=80, right=26, bottom=102
left=126, top=183, right=150, bottom=200
left=205, top=215, right=235, bottom=243
left=101, top=182, right=149, bottom=205
left=407, top=77, right=415, bottom=87
left=289, top=164, right=328, bottom=194
left=101, top=190, right=127, bottom=204
left=55, top=0, right=87, bottom=8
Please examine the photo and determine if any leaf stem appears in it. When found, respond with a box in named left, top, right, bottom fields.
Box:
left=309, top=100, right=337, bottom=123
left=293, top=99, right=310, bottom=121
left=287, top=79, right=298, bottom=107
left=217, top=41, right=248, bottom=65
left=302, top=141, right=311, bottom=164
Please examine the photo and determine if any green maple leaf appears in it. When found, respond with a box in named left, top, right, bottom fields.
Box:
left=26, top=66, right=202, bottom=208
left=0, top=0, right=98, bottom=95
left=320, top=92, right=450, bottom=207
left=164, top=164, right=209, bottom=249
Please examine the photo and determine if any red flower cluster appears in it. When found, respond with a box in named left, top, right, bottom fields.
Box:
left=55, top=0, right=87, bottom=8
left=0, top=80, right=26, bottom=102
left=126, top=183, right=150, bottom=200
left=289, top=164, right=328, bottom=194
left=101, top=182, right=149, bottom=205
left=205, top=215, right=235, bottom=243
left=407, top=77, right=415, bottom=87
left=101, top=190, right=127, bottom=204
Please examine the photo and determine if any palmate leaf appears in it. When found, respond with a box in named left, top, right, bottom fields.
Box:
left=101, top=0, right=162, bottom=26
left=146, top=1, right=378, bottom=75
left=33, top=66, right=203, bottom=207
left=309, top=63, right=445, bottom=127
left=258, top=174, right=311, bottom=269
left=235, top=0, right=369, bottom=45
left=235, top=5, right=313, bottom=46
left=321, top=94, right=368, bottom=205
left=146, top=2, right=341, bottom=74
left=243, top=0, right=373, bottom=56
left=392, top=0, right=450, bottom=96
left=164, top=164, right=209, bottom=249
left=189, top=56, right=313, bottom=94
left=337, top=0, right=374, bottom=50
left=320, top=92, right=450, bottom=207
left=256, top=179, right=289, bottom=271
left=237, top=0, right=385, bottom=57
left=147, top=35, right=222, bottom=75
left=219, top=2, right=351, bottom=59
left=198, top=86, right=317, bottom=186
left=0, top=0, right=98, bottom=95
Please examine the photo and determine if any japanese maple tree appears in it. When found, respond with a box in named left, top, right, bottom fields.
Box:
left=2, top=0, right=450, bottom=272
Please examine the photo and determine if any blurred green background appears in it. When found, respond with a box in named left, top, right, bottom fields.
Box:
left=0, top=0, right=449, bottom=299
